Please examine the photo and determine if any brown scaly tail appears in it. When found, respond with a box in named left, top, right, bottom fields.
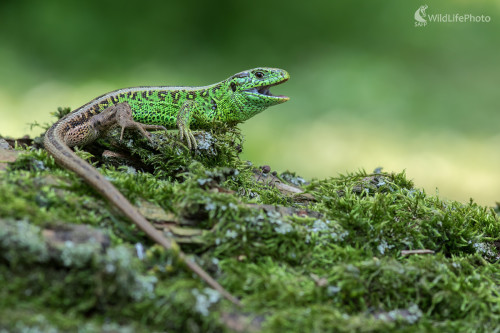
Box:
left=44, top=117, right=241, bottom=306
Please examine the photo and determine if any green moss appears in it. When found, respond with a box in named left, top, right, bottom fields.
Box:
left=1, top=115, right=500, bottom=332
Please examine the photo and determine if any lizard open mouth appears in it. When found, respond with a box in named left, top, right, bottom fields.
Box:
left=245, top=78, right=289, bottom=100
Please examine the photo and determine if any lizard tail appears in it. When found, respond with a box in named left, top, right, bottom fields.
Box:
left=43, top=120, right=241, bottom=306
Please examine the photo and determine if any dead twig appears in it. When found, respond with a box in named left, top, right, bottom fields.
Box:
left=401, top=249, right=435, bottom=256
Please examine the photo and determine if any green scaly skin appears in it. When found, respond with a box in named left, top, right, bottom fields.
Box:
left=65, top=67, right=289, bottom=148
left=130, top=67, right=289, bottom=127
left=43, top=68, right=290, bottom=306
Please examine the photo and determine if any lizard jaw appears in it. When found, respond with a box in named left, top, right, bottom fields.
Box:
left=244, top=77, right=290, bottom=101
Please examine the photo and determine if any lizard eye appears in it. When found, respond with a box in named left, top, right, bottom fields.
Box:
left=255, top=72, right=264, bottom=79
left=230, top=82, right=237, bottom=92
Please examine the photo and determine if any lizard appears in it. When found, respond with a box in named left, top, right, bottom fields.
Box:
left=43, top=67, right=290, bottom=306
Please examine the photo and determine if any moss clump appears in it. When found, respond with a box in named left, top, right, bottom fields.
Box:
left=1, top=112, right=500, bottom=332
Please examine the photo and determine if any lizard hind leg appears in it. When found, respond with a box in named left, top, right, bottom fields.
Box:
left=65, top=103, right=166, bottom=146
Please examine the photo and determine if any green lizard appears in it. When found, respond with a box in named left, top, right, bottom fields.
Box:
left=43, top=67, right=290, bottom=306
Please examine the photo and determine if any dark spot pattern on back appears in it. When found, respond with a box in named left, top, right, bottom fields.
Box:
left=171, top=91, right=180, bottom=104
left=99, top=100, right=109, bottom=109
left=110, top=95, right=120, bottom=104
left=158, top=90, right=168, bottom=101
left=126, top=91, right=138, bottom=100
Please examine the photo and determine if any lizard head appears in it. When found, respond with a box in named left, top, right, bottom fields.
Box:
left=225, top=67, right=290, bottom=121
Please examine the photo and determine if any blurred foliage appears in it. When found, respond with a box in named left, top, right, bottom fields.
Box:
left=0, top=0, right=498, bottom=132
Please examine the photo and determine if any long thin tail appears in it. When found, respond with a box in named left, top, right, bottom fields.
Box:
left=44, top=122, right=241, bottom=306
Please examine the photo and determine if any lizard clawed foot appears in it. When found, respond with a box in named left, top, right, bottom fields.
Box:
left=178, top=127, right=198, bottom=150
left=176, top=100, right=198, bottom=150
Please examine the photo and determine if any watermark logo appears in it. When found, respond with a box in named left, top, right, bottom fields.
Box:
left=414, top=5, right=491, bottom=27
left=414, top=5, right=428, bottom=27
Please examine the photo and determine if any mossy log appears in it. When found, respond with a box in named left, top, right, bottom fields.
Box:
left=1, top=110, right=500, bottom=332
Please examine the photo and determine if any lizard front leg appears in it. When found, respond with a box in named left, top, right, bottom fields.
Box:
left=176, top=100, right=198, bottom=149
left=64, top=102, right=166, bottom=147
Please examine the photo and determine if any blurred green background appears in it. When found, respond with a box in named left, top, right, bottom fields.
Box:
left=1, top=1, right=499, bottom=205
